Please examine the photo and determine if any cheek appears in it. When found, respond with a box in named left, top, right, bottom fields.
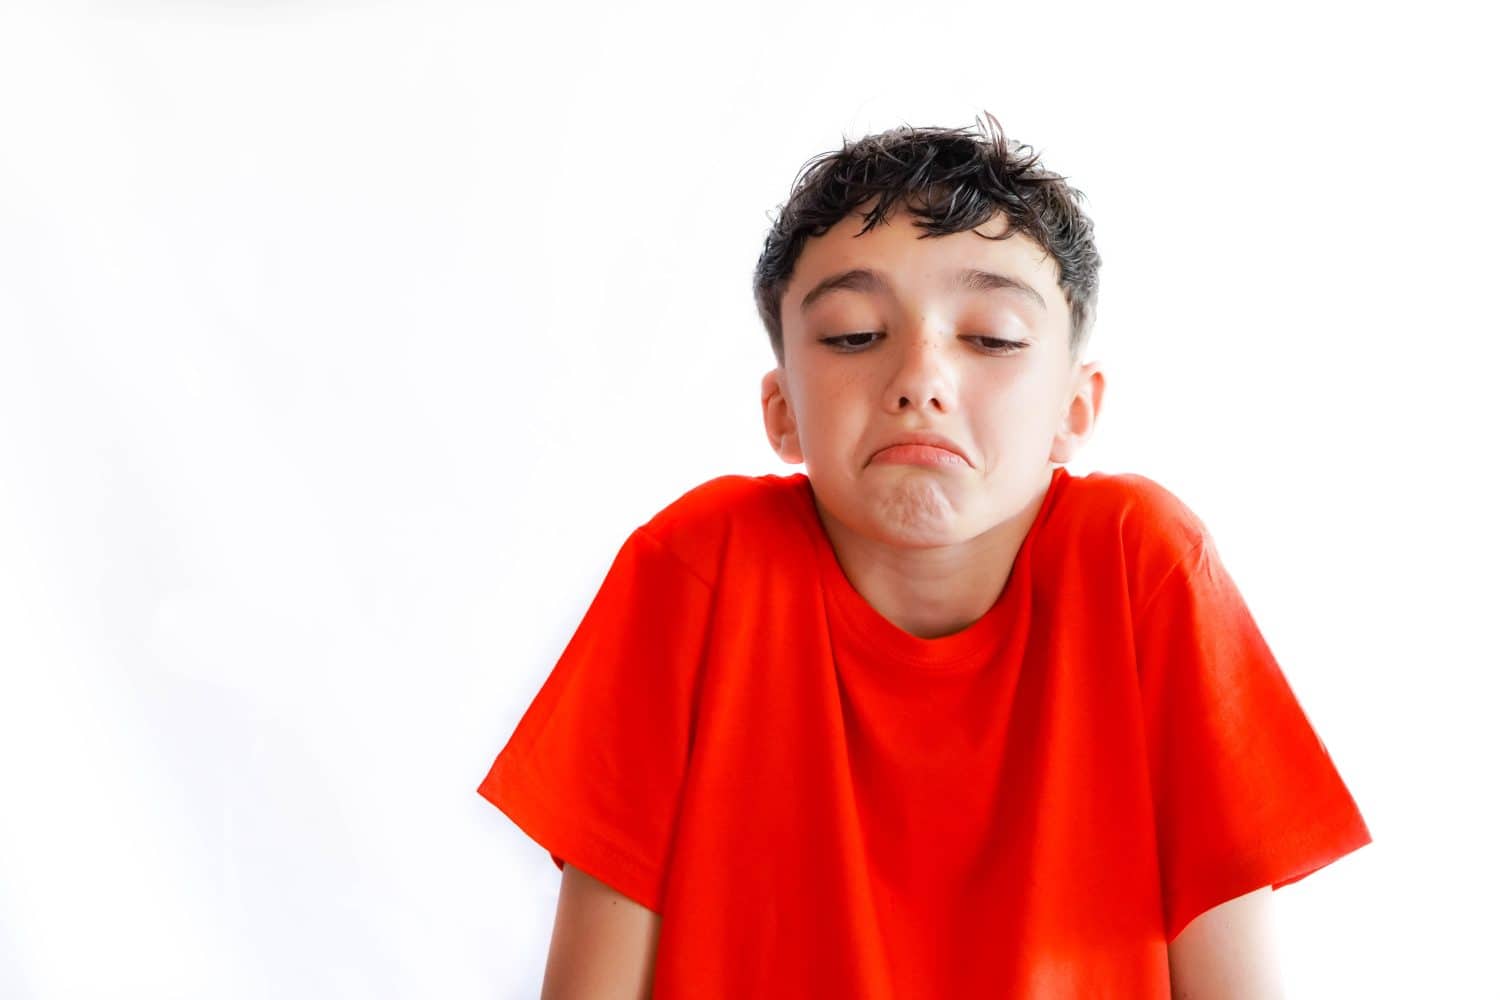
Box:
left=968, top=384, right=1056, bottom=439
left=802, top=367, right=865, bottom=415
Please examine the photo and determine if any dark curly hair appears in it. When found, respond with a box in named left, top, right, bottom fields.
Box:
left=752, top=111, right=1101, bottom=367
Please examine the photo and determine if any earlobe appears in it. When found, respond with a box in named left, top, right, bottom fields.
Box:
left=760, top=368, right=804, bottom=465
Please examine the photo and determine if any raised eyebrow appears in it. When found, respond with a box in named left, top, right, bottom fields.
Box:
left=799, top=267, right=1046, bottom=313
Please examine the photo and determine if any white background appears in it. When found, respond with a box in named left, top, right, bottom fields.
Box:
left=1, top=2, right=1494, bottom=997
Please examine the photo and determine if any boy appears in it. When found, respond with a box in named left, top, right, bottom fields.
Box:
left=477, top=113, right=1372, bottom=998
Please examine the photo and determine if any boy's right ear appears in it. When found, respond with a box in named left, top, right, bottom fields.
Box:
left=760, top=369, right=805, bottom=465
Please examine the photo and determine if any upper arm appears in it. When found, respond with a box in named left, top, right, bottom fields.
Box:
left=540, top=862, right=663, bottom=1000
left=1167, top=885, right=1286, bottom=1000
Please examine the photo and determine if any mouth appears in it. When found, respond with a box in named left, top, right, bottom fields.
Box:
left=868, top=435, right=972, bottom=468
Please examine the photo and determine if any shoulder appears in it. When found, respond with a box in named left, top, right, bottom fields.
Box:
left=632, top=473, right=804, bottom=584
left=1054, top=468, right=1213, bottom=601
left=1061, top=468, right=1208, bottom=553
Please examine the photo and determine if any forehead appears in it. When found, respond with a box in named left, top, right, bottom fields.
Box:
left=786, top=205, right=1065, bottom=318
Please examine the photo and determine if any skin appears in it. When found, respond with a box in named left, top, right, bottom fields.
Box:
left=539, top=202, right=1284, bottom=997
left=1168, top=886, right=1288, bottom=999
left=540, top=863, right=660, bottom=1000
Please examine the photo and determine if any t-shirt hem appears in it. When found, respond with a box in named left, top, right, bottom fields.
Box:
left=476, top=750, right=666, bottom=914
left=1164, top=809, right=1373, bottom=944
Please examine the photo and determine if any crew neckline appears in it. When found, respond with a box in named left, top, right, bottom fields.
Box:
left=785, top=466, right=1070, bottom=668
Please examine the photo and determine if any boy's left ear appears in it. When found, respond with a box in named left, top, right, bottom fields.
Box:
left=1049, top=361, right=1106, bottom=464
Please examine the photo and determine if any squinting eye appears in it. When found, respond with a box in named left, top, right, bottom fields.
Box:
left=818, top=333, right=879, bottom=350
left=967, top=336, right=1027, bottom=354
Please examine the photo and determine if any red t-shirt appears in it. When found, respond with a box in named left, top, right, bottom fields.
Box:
left=477, top=465, right=1372, bottom=997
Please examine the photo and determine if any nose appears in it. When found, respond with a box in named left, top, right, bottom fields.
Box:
left=885, top=324, right=955, bottom=414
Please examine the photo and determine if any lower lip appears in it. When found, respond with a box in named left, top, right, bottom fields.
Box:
left=870, top=445, right=967, bottom=467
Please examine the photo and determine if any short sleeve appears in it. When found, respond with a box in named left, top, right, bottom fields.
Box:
left=1134, top=532, right=1373, bottom=944
left=476, top=526, right=712, bottom=914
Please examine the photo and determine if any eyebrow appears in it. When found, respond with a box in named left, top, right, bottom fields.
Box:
left=799, top=266, right=1048, bottom=314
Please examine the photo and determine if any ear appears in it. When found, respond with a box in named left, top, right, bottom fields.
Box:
left=1049, top=361, right=1106, bottom=464
left=761, top=368, right=805, bottom=465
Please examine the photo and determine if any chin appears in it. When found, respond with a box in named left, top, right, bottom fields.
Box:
left=858, top=482, right=971, bottom=544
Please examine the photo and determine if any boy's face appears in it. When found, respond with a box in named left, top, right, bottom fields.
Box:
left=761, top=203, right=1104, bottom=549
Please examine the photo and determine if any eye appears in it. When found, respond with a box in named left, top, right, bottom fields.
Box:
left=818, top=332, right=880, bottom=351
left=965, top=336, right=1027, bottom=354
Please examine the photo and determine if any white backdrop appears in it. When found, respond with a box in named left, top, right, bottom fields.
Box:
left=1, top=2, right=1494, bottom=997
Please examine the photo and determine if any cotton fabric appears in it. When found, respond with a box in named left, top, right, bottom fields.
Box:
left=477, top=466, right=1372, bottom=997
